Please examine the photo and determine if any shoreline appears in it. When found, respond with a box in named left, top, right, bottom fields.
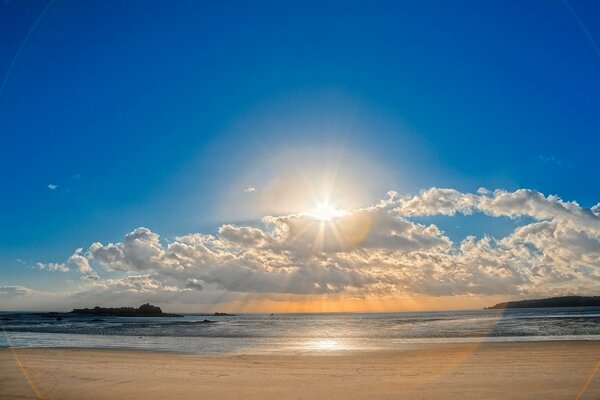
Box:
left=3, top=335, right=600, bottom=356
left=2, top=341, right=600, bottom=399
left=3, top=336, right=600, bottom=353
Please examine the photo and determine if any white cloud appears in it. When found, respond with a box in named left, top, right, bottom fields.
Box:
left=592, top=203, right=600, bottom=217
left=68, top=248, right=93, bottom=273
left=244, top=186, right=256, bottom=193
left=30, top=188, right=600, bottom=303
left=87, top=227, right=170, bottom=272
left=47, top=184, right=58, bottom=190
left=36, top=262, right=69, bottom=272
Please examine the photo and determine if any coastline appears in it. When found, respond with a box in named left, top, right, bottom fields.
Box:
left=2, top=341, right=600, bottom=399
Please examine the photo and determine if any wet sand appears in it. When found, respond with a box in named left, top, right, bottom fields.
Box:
left=1, top=341, right=599, bottom=399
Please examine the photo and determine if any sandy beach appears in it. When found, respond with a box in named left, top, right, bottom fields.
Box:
left=1, top=341, right=599, bottom=399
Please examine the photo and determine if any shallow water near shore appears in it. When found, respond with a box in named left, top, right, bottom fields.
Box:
left=2, top=307, right=600, bottom=354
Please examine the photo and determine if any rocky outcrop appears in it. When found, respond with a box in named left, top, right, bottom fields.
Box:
left=486, top=296, right=600, bottom=309
left=70, top=303, right=181, bottom=317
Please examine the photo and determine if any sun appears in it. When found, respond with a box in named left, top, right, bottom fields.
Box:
left=310, top=202, right=347, bottom=221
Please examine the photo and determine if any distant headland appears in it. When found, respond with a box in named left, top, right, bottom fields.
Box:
left=70, top=303, right=181, bottom=317
left=486, top=296, right=600, bottom=309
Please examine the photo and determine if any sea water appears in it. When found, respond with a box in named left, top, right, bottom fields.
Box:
left=1, top=307, right=599, bottom=354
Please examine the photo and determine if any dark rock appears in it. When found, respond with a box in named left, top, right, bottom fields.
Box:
left=70, top=303, right=181, bottom=317
left=486, top=296, right=600, bottom=309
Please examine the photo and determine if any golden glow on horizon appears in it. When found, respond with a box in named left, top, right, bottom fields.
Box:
left=202, top=294, right=514, bottom=314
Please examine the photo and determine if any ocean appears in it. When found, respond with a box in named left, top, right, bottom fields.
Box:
left=1, top=307, right=599, bottom=354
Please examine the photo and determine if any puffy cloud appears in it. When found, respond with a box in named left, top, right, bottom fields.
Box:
left=68, top=248, right=93, bottom=273
left=32, top=188, right=600, bottom=302
left=87, top=227, right=171, bottom=272
left=394, top=188, right=479, bottom=216
left=394, top=188, right=596, bottom=227
left=263, top=207, right=451, bottom=254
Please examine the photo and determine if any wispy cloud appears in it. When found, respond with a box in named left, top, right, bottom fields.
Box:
left=47, top=184, right=58, bottom=190
left=0, top=285, right=30, bottom=296
left=244, top=186, right=256, bottom=193
left=538, top=155, right=571, bottom=168
left=36, top=262, right=69, bottom=272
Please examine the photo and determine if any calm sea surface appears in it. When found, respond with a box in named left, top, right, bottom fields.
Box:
left=1, top=308, right=599, bottom=354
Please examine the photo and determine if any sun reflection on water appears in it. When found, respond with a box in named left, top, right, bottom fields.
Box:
left=305, top=339, right=345, bottom=351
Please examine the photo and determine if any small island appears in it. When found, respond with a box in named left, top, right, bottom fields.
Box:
left=70, top=303, right=181, bottom=317
left=486, top=296, right=600, bottom=309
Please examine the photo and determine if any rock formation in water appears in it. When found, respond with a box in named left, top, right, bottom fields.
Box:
left=70, top=303, right=181, bottom=317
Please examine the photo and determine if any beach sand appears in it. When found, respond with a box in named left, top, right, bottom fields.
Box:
left=1, top=341, right=599, bottom=399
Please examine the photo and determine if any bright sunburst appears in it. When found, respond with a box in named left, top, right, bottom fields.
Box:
left=310, top=202, right=347, bottom=221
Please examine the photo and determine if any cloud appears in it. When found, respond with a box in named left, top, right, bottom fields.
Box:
left=244, top=186, right=256, bottom=193
left=30, top=188, right=600, bottom=304
left=47, top=184, right=58, bottom=190
left=538, top=155, right=564, bottom=166
left=0, top=285, right=30, bottom=296
left=394, top=188, right=595, bottom=226
left=36, top=262, right=69, bottom=272
left=185, top=278, right=204, bottom=291
left=68, top=248, right=93, bottom=273
left=592, top=203, right=600, bottom=217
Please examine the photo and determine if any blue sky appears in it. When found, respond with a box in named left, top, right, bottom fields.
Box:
left=1, top=1, right=599, bottom=310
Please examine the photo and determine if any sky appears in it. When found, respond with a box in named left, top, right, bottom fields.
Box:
left=1, top=0, right=599, bottom=312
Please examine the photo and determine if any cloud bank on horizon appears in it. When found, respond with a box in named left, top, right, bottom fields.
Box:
left=5, top=186, right=599, bottom=311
